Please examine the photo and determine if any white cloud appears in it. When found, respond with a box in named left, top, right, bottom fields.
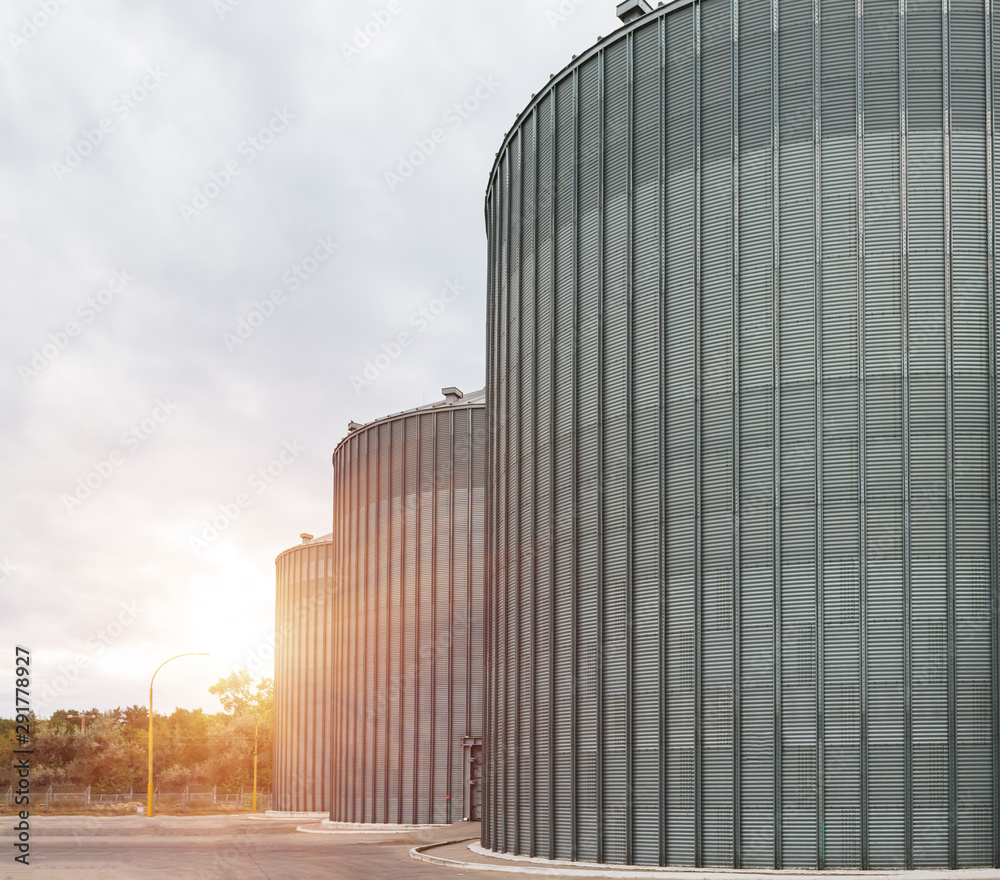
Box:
left=0, top=0, right=623, bottom=715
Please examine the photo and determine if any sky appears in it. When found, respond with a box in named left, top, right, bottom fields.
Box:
left=0, top=0, right=626, bottom=716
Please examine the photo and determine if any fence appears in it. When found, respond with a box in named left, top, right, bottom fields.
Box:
left=2, top=786, right=273, bottom=813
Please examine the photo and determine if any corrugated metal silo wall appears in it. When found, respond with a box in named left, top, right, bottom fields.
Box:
left=331, top=403, right=486, bottom=823
left=273, top=539, right=334, bottom=812
left=484, top=0, right=999, bottom=869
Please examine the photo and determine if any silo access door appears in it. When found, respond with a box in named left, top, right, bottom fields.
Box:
left=462, top=736, right=482, bottom=821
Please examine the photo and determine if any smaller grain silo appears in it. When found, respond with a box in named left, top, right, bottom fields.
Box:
left=331, top=388, right=486, bottom=825
left=273, top=532, right=335, bottom=813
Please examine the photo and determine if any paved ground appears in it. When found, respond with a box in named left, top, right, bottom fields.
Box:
left=5, top=817, right=999, bottom=880
left=0, top=815, right=491, bottom=880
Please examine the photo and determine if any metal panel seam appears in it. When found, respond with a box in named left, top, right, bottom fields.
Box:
left=693, top=1, right=705, bottom=869
left=899, top=1, right=914, bottom=867
left=772, top=0, right=783, bottom=865
left=942, top=1, right=958, bottom=869
left=814, top=0, right=825, bottom=867
left=732, top=0, right=742, bottom=866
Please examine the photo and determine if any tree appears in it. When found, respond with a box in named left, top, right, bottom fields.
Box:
left=209, top=670, right=272, bottom=716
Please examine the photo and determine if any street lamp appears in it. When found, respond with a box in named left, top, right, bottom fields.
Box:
left=147, top=653, right=210, bottom=818
left=252, top=707, right=273, bottom=814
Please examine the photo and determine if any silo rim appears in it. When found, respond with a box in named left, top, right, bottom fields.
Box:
left=485, top=0, right=693, bottom=206
left=275, top=532, right=334, bottom=563
left=332, top=387, right=486, bottom=459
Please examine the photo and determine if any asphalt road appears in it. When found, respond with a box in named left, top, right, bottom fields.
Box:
left=0, top=815, right=500, bottom=880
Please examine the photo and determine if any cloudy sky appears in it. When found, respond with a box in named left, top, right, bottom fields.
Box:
left=0, top=0, right=625, bottom=716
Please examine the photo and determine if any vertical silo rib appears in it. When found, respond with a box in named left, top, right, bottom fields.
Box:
left=313, top=543, right=320, bottom=809
left=513, top=129, right=522, bottom=852
left=339, top=455, right=345, bottom=818
left=345, top=442, right=353, bottom=818
left=467, top=408, right=474, bottom=745
left=341, top=453, right=348, bottom=820
left=413, top=418, right=422, bottom=823
left=332, top=462, right=339, bottom=818
left=570, top=66, right=581, bottom=864
left=349, top=438, right=358, bottom=819
left=731, top=0, right=741, bottom=865
left=659, top=12, right=669, bottom=867
left=275, top=557, right=282, bottom=808
left=481, top=199, right=489, bottom=839
left=342, top=452, right=349, bottom=820
left=502, top=149, right=513, bottom=851
left=942, top=0, right=957, bottom=869
left=343, top=444, right=350, bottom=817
left=413, top=418, right=421, bottom=824
left=484, top=185, right=494, bottom=848
left=356, top=439, right=363, bottom=821
left=813, top=0, right=825, bottom=866
left=448, top=413, right=456, bottom=819
left=372, top=426, right=378, bottom=822
left=988, top=0, right=1000, bottom=867
left=293, top=546, right=299, bottom=810
left=362, top=436, right=370, bottom=821
left=338, top=453, right=346, bottom=821
left=491, top=174, right=502, bottom=848
left=390, top=425, right=399, bottom=823
left=625, top=28, right=636, bottom=868
left=596, top=46, right=606, bottom=867
left=400, top=421, right=408, bottom=823
left=693, top=2, right=704, bottom=869
left=771, top=0, right=783, bottom=865
left=529, top=108, right=539, bottom=858
left=324, top=541, right=331, bottom=812
left=466, top=408, right=474, bottom=742
left=528, top=105, right=540, bottom=856
left=428, top=415, right=436, bottom=825
left=547, top=92, right=558, bottom=863
left=855, top=0, right=869, bottom=866
left=899, top=0, right=913, bottom=867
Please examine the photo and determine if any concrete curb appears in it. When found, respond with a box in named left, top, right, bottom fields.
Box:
left=297, top=820, right=447, bottom=835
left=247, top=811, right=329, bottom=821
left=410, top=841, right=1000, bottom=880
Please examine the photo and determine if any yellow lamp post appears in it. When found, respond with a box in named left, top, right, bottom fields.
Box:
left=252, top=707, right=273, bottom=814
left=147, top=653, right=210, bottom=818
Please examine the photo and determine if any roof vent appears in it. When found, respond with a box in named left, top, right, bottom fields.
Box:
left=348, top=420, right=364, bottom=432
left=616, top=0, right=652, bottom=24
left=442, top=387, right=464, bottom=404
left=300, top=533, right=314, bottom=545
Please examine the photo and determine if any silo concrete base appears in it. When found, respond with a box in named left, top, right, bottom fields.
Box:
left=412, top=842, right=1000, bottom=880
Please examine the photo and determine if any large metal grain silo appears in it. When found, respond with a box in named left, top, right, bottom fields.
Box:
left=331, top=388, right=486, bottom=825
left=273, top=532, right=335, bottom=813
left=484, top=0, right=998, bottom=869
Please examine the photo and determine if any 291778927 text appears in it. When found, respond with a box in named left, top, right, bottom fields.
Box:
left=13, top=647, right=31, bottom=866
